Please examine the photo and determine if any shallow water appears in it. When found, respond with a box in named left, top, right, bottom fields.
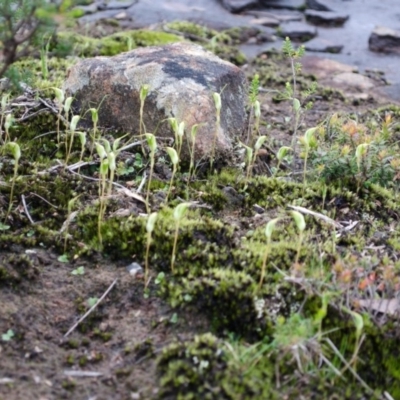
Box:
left=83, top=0, right=400, bottom=84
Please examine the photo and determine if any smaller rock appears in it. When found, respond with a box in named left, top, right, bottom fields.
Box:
left=74, top=2, right=99, bottom=15
left=305, top=10, right=349, bottom=26
left=98, top=0, right=137, bottom=10
left=250, top=16, right=280, bottom=28
left=221, top=0, right=259, bottom=13
left=126, top=262, right=143, bottom=278
left=369, top=26, right=400, bottom=54
left=278, top=22, right=317, bottom=42
left=304, top=38, right=343, bottom=53
left=306, top=0, right=333, bottom=11
left=260, top=0, right=306, bottom=10
left=244, top=10, right=302, bottom=22
left=332, top=72, right=376, bottom=91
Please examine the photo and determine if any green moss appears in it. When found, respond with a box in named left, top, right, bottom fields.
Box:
left=54, top=29, right=181, bottom=58
left=156, top=333, right=267, bottom=399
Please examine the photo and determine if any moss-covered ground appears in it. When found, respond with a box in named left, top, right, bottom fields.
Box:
left=1, top=17, right=400, bottom=400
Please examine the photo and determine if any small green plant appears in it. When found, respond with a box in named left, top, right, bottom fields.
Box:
left=64, top=195, right=80, bottom=252
left=40, top=34, right=51, bottom=80
left=76, top=131, right=87, bottom=168
left=58, top=254, right=69, bottom=263
left=53, top=87, right=64, bottom=146
left=168, top=117, right=185, bottom=162
left=274, top=146, right=292, bottom=175
left=95, top=142, right=109, bottom=247
left=89, top=107, right=99, bottom=154
left=210, top=92, right=221, bottom=172
left=281, top=37, right=317, bottom=158
left=247, top=74, right=260, bottom=146
left=299, top=127, right=317, bottom=187
left=139, top=84, right=149, bottom=151
left=355, top=142, right=369, bottom=192
left=0, top=93, right=10, bottom=144
left=171, top=202, right=190, bottom=273
left=2, top=329, right=14, bottom=342
left=187, top=123, right=199, bottom=196
left=65, top=115, right=80, bottom=166
left=145, top=133, right=157, bottom=212
left=165, top=146, right=179, bottom=203
left=145, top=211, right=157, bottom=289
left=259, top=218, right=280, bottom=290
left=4, top=112, right=13, bottom=144
left=71, top=266, right=85, bottom=276
left=5, top=141, right=20, bottom=221
left=87, top=297, right=99, bottom=308
left=291, top=210, right=306, bottom=265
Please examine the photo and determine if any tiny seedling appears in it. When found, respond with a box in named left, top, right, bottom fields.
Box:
left=145, top=133, right=157, bottom=212
left=96, top=144, right=109, bottom=247
left=64, top=195, right=80, bottom=252
left=300, top=127, right=317, bottom=187
left=155, top=271, right=165, bottom=285
left=5, top=141, right=20, bottom=221
left=291, top=210, right=306, bottom=265
left=4, top=113, right=13, bottom=145
left=355, top=142, right=369, bottom=191
left=171, top=202, right=190, bottom=273
left=187, top=124, right=199, bottom=183
left=53, top=87, right=64, bottom=145
left=89, top=107, right=99, bottom=155
left=2, top=329, right=14, bottom=342
left=0, top=93, right=10, bottom=144
left=247, top=74, right=260, bottom=146
left=275, top=146, right=292, bottom=175
left=71, top=266, right=85, bottom=276
left=77, top=131, right=87, bottom=168
left=168, top=117, right=185, bottom=161
left=259, top=218, right=280, bottom=290
left=139, top=85, right=149, bottom=152
left=210, top=92, right=222, bottom=172
left=58, top=254, right=69, bottom=263
left=40, top=35, right=51, bottom=80
left=87, top=297, right=99, bottom=308
left=145, top=212, right=158, bottom=289
left=65, top=115, right=80, bottom=166
left=165, top=146, right=179, bottom=203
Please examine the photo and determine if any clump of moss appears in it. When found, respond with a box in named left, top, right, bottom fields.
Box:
left=156, top=333, right=265, bottom=399
left=160, top=268, right=269, bottom=339
left=0, top=253, right=38, bottom=285
left=53, top=30, right=181, bottom=58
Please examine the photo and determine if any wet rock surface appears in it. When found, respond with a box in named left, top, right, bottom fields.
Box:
left=369, top=26, right=400, bottom=54
left=63, top=42, right=247, bottom=162
left=75, top=0, right=400, bottom=90
left=304, top=10, right=349, bottom=26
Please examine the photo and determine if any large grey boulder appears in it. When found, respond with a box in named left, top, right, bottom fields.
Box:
left=63, top=42, right=247, bottom=163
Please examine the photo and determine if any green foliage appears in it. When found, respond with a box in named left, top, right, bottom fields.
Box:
left=310, top=115, right=400, bottom=190
left=0, top=0, right=62, bottom=83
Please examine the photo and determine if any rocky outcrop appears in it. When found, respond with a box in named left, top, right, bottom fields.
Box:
left=63, top=42, right=247, bottom=163
left=369, top=26, right=400, bottom=54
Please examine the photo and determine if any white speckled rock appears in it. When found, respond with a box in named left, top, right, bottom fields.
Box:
left=63, top=42, right=247, bottom=163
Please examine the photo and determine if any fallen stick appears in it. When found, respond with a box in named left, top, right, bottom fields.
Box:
left=64, top=278, right=118, bottom=338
